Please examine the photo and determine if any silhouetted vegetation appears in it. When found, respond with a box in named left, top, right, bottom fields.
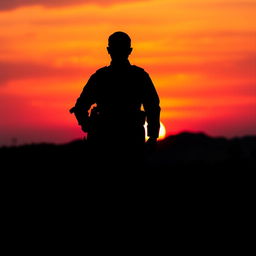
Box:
left=151, top=132, right=256, bottom=170
left=1, top=132, right=255, bottom=171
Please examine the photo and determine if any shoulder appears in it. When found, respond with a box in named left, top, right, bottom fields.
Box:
left=91, top=67, right=108, bottom=79
left=89, top=66, right=109, bottom=80
left=131, top=65, right=150, bottom=77
left=131, top=65, right=146, bottom=73
left=95, top=66, right=109, bottom=74
left=130, top=65, right=152, bottom=81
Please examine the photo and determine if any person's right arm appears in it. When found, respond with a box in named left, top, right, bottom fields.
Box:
left=70, top=74, right=97, bottom=131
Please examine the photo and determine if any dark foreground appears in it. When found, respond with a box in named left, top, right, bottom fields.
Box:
left=1, top=132, right=255, bottom=233
left=1, top=132, right=255, bottom=172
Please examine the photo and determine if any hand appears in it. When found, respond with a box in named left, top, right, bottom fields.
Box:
left=145, top=137, right=158, bottom=154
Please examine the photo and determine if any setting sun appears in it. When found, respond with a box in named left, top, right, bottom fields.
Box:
left=158, top=122, right=167, bottom=140
left=145, top=121, right=166, bottom=141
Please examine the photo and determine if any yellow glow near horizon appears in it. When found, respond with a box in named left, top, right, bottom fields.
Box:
left=144, top=122, right=167, bottom=141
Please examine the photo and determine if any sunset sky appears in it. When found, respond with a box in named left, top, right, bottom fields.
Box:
left=0, top=0, right=255, bottom=146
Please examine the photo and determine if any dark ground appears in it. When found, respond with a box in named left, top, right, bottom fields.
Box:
left=1, top=132, right=255, bottom=171
left=1, top=132, right=254, bottom=237
left=1, top=131, right=255, bottom=194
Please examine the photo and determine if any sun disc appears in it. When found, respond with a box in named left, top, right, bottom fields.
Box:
left=144, top=121, right=166, bottom=140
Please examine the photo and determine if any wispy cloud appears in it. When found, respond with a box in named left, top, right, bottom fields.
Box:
left=211, top=1, right=256, bottom=8
left=179, top=0, right=256, bottom=9
left=0, top=0, right=148, bottom=11
left=0, top=61, right=94, bottom=85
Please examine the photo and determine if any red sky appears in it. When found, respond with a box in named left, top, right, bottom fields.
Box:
left=0, top=0, right=256, bottom=146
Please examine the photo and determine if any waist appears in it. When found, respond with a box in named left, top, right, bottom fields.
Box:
left=91, top=108, right=145, bottom=123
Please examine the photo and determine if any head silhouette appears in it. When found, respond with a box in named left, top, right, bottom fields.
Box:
left=107, top=31, right=133, bottom=62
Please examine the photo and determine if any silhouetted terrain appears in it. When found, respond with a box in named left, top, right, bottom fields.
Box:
left=1, top=132, right=255, bottom=171
left=2, top=132, right=254, bottom=218
left=151, top=132, right=256, bottom=170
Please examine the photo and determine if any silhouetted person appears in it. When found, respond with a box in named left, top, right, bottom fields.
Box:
left=70, top=31, right=160, bottom=168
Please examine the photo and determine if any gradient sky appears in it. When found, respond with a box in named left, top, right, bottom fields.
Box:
left=0, top=0, right=255, bottom=146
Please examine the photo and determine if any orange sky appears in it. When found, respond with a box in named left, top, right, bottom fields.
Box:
left=0, top=0, right=255, bottom=146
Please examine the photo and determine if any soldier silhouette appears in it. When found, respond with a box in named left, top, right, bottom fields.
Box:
left=70, top=31, right=160, bottom=168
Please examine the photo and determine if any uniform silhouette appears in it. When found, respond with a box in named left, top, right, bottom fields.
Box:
left=70, top=32, right=160, bottom=168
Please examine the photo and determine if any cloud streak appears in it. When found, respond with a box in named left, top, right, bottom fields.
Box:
left=0, top=0, right=147, bottom=11
left=0, top=61, right=95, bottom=85
left=145, top=53, right=256, bottom=79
